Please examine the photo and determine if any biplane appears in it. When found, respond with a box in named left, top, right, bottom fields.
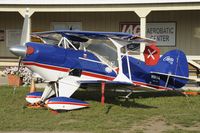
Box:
left=9, top=15, right=189, bottom=111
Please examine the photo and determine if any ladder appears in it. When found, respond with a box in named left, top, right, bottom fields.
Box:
left=188, top=60, right=200, bottom=82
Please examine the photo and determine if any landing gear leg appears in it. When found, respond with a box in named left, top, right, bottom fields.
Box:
left=25, top=82, right=57, bottom=109
left=118, top=89, right=134, bottom=101
left=125, top=90, right=133, bottom=99
left=40, top=82, right=56, bottom=102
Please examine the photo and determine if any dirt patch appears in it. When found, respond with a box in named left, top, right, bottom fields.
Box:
left=124, top=117, right=172, bottom=133
left=142, top=118, right=173, bottom=133
left=58, top=119, right=79, bottom=125
left=173, top=123, right=200, bottom=131
left=125, top=117, right=200, bottom=133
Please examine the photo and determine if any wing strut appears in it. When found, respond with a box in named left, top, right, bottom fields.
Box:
left=109, top=38, right=132, bottom=83
left=58, top=37, right=78, bottom=50
left=125, top=46, right=132, bottom=81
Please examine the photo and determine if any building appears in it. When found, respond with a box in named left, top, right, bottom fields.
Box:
left=0, top=0, right=200, bottom=75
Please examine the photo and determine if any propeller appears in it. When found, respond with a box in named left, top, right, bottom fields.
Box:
left=17, top=57, right=22, bottom=72
left=9, top=9, right=30, bottom=71
left=20, top=9, right=30, bottom=46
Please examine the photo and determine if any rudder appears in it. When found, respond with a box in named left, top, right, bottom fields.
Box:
left=154, top=49, right=189, bottom=89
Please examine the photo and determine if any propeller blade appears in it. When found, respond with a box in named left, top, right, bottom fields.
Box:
left=20, top=10, right=30, bottom=46
left=9, top=9, right=30, bottom=72
left=17, top=57, right=22, bottom=72
left=9, top=45, right=26, bottom=72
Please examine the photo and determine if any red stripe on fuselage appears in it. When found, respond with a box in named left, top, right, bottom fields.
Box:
left=23, top=61, right=70, bottom=72
left=26, top=96, right=41, bottom=98
left=82, top=71, right=115, bottom=81
left=23, top=61, right=173, bottom=91
left=23, top=61, right=115, bottom=81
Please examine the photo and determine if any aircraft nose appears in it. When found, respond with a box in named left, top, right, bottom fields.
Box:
left=9, top=45, right=27, bottom=58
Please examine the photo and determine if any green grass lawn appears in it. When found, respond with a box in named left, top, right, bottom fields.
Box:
left=0, top=86, right=200, bottom=133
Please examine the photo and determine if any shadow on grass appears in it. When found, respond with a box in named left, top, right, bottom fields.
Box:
left=72, top=90, right=181, bottom=109
left=112, top=100, right=158, bottom=109
left=73, top=89, right=184, bottom=100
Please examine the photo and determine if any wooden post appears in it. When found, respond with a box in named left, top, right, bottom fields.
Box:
left=101, top=82, right=105, bottom=106
left=135, top=9, right=151, bottom=61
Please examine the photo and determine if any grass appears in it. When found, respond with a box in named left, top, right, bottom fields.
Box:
left=0, top=86, right=200, bottom=132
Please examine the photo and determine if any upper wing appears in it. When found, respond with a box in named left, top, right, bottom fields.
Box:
left=32, top=30, right=132, bottom=40
left=32, top=30, right=156, bottom=44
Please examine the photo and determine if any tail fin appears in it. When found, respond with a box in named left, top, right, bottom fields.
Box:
left=153, top=49, right=189, bottom=89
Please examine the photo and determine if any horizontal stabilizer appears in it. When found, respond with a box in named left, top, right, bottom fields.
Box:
left=150, top=71, right=189, bottom=80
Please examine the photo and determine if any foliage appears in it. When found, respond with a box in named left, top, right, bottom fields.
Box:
left=3, top=66, right=45, bottom=85
left=3, top=66, right=33, bottom=85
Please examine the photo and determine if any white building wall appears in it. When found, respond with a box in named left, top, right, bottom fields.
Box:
left=0, top=11, right=200, bottom=57
left=32, top=11, right=200, bottom=55
left=0, top=12, right=23, bottom=57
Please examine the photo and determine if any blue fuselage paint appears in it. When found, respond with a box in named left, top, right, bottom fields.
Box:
left=24, top=42, right=117, bottom=78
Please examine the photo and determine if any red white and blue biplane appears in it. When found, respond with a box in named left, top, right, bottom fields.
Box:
left=9, top=15, right=189, bottom=111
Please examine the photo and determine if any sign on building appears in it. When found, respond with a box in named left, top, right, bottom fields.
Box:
left=120, top=22, right=176, bottom=46
left=6, top=29, right=21, bottom=47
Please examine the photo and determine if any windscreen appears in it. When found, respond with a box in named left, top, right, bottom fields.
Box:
left=86, top=39, right=118, bottom=67
left=33, top=33, right=62, bottom=45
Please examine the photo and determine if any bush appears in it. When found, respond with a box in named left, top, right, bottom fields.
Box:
left=3, top=66, right=44, bottom=85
